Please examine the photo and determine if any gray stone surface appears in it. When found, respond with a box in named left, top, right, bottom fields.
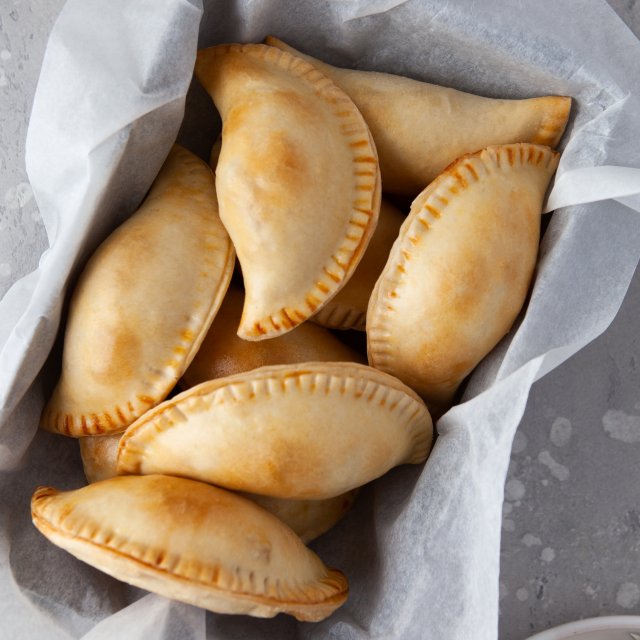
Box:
left=498, top=270, right=640, bottom=639
left=1, top=2, right=639, bottom=639
left=0, top=1, right=64, bottom=299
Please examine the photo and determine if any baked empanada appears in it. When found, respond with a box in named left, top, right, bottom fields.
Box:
left=266, top=37, right=570, bottom=196
left=182, top=286, right=364, bottom=386
left=367, top=143, right=560, bottom=409
left=195, top=44, right=381, bottom=340
left=117, top=362, right=432, bottom=499
left=41, top=145, right=234, bottom=436
left=244, top=490, right=359, bottom=544
left=311, top=199, right=405, bottom=330
left=31, top=475, right=347, bottom=621
left=79, top=430, right=358, bottom=543
left=79, top=433, right=121, bottom=483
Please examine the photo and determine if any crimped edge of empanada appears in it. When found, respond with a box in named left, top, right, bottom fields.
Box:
left=31, top=484, right=347, bottom=621
left=311, top=129, right=381, bottom=333
left=312, top=302, right=366, bottom=331
left=196, top=44, right=381, bottom=340
left=265, top=36, right=572, bottom=154
left=367, top=143, right=560, bottom=374
left=118, top=361, right=431, bottom=477
left=529, top=96, right=572, bottom=148
left=41, top=150, right=235, bottom=437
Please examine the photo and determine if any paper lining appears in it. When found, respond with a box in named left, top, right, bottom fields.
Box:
left=1, top=1, right=639, bottom=638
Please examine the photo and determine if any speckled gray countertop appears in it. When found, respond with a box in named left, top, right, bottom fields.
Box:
left=498, top=269, right=640, bottom=639
left=1, top=2, right=639, bottom=639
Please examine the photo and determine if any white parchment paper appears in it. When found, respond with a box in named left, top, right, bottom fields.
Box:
left=1, top=1, right=639, bottom=638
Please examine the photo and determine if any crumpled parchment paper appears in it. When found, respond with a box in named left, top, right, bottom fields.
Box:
left=1, top=1, right=639, bottom=638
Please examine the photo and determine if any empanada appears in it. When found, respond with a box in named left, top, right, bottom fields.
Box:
left=79, top=433, right=121, bottom=483
left=182, top=286, right=364, bottom=386
left=244, top=490, right=359, bottom=544
left=311, top=199, right=405, bottom=330
left=31, top=475, right=348, bottom=621
left=79, top=430, right=358, bottom=543
left=195, top=44, right=381, bottom=340
left=266, top=37, right=570, bottom=196
left=117, top=362, right=432, bottom=499
left=40, top=145, right=234, bottom=436
left=367, top=143, right=560, bottom=409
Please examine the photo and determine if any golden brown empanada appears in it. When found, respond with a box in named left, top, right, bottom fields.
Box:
left=40, top=145, right=234, bottom=437
left=31, top=475, right=348, bottom=621
left=367, top=143, right=560, bottom=410
left=182, top=287, right=364, bottom=386
left=79, top=430, right=357, bottom=543
left=266, top=37, right=570, bottom=196
left=243, top=490, right=359, bottom=544
left=79, top=434, right=121, bottom=483
left=195, top=44, right=381, bottom=340
left=117, top=362, right=432, bottom=499
left=312, top=199, right=405, bottom=330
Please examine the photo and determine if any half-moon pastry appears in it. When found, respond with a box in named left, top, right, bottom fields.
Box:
left=79, top=434, right=121, bottom=483
left=40, top=145, right=234, bottom=437
left=31, top=475, right=348, bottom=621
left=243, top=490, right=359, bottom=544
left=182, top=287, right=365, bottom=386
left=311, top=199, right=405, bottom=330
left=266, top=36, right=570, bottom=196
left=117, top=362, right=432, bottom=499
left=367, top=143, right=560, bottom=410
left=195, top=44, right=381, bottom=340
left=79, top=430, right=358, bottom=543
